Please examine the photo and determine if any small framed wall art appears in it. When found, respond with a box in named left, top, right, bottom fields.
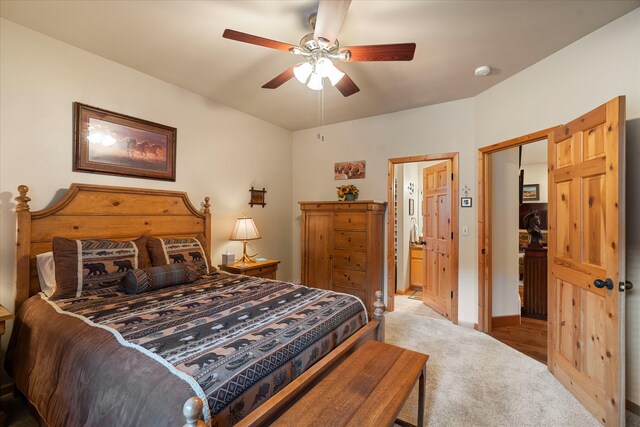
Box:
left=522, top=184, right=540, bottom=201
left=73, top=103, right=176, bottom=181
left=461, top=197, right=472, bottom=208
left=249, top=187, right=267, bottom=207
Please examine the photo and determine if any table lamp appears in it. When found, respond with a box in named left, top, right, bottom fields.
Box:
left=229, top=214, right=261, bottom=263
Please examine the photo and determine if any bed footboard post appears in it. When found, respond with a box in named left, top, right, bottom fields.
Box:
left=15, top=185, right=32, bottom=311
left=373, top=290, right=385, bottom=342
left=182, top=397, right=207, bottom=427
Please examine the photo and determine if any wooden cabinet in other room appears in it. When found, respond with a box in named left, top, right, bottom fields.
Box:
left=410, top=245, right=424, bottom=288
left=300, top=201, right=387, bottom=312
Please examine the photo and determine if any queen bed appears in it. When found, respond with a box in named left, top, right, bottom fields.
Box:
left=6, top=183, right=384, bottom=426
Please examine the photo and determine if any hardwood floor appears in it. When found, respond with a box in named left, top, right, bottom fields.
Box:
left=489, top=317, right=547, bottom=364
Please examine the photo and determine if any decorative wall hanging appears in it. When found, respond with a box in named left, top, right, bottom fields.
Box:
left=409, top=198, right=415, bottom=216
left=249, top=187, right=267, bottom=207
left=334, top=160, right=366, bottom=180
left=407, top=182, right=415, bottom=195
left=73, top=103, right=176, bottom=181
left=522, top=184, right=540, bottom=201
left=461, top=197, right=472, bottom=208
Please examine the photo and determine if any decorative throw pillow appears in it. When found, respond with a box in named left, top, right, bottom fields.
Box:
left=146, top=235, right=211, bottom=275
left=51, top=236, right=150, bottom=300
left=121, top=263, right=200, bottom=294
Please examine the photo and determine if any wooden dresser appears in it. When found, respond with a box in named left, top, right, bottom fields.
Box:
left=299, top=201, right=386, bottom=312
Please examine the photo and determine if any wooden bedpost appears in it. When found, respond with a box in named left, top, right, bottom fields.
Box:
left=182, top=397, right=206, bottom=427
left=203, top=196, right=213, bottom=267
left=373, top=290, right=385, bottom=342
left=15, top=185, right=32, bottom=311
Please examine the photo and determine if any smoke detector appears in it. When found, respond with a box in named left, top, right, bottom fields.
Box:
left=474, top=65, right=491, bottom=76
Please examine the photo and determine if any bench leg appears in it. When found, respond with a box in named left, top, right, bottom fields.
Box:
left=395, top=366, right=427, bottom=427
left=417, top=366, right=425, bottom=427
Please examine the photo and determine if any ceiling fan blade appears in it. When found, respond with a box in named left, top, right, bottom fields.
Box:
left=334, top=67, right=359, bottom=97
left=340, top=43, right=416, bottom=62
left=314, top=0, right=351, bottom=45
left=223, top=29, right=296, bottom=52
left=262, top=66, right=297, bottom=89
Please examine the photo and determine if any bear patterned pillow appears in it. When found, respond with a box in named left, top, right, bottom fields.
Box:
left=147, top=235, right=211, bottom=276
left=121, top=263, right=200, bottom=295
left=51, top=236, right=150, bottom=300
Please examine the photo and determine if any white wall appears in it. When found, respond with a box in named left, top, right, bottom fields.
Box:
left=475, top=8, right=640, bottom=405
left=491, top=148, right=521, bottom=317
left=292, top=98, right=477, bottom=323
left=0, top=18, right=293, bottom=343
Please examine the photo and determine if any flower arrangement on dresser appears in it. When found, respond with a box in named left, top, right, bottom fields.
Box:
left=337, top=184, right=359, bottom=201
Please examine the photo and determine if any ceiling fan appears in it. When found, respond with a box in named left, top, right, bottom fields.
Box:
left=222, top=0, right=416, bottom=97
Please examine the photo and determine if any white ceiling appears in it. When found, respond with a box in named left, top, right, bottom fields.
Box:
left=1, top=1, right=638, bottom=131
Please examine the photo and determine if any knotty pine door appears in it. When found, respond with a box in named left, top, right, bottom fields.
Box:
left=548, top=96, right=626, bottom=426
left=422, top=161, right=453, bottom=319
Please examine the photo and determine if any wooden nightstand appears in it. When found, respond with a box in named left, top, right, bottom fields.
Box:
left=218, top=259, right=280, bottom=279
left=0, top=305, right=14, bottom=427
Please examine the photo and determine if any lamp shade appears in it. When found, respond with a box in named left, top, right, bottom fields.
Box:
left=229, top=217, right=261, bottom=241
left=307, top=72, right=323, bottom=91
left=293, top=62, right=313, bottom=83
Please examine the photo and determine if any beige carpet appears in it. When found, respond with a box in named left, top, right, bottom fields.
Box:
left=389, top=296, right=639, bottom=426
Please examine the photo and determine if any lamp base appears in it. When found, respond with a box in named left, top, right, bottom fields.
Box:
left=234, top=240, right=258, bottom=264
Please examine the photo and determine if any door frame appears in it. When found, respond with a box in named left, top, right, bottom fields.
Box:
left=387, top=152, right=459, bottom=323
left=477, top=127, right=555, bottom=332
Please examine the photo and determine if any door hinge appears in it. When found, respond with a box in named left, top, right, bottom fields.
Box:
left=481, top=248, right=486, bottom=255
left=451, top=291, right=454, bottom=298
left=451, top=232, right=454, bottom=240
left=451, top=173, right=454, bottom=181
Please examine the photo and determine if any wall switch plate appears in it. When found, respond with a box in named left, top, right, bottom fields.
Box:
left=462, top=225, right=469, bottom=236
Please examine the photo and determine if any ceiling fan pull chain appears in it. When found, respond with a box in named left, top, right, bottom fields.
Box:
left=317, top=88, right=325, bottom=142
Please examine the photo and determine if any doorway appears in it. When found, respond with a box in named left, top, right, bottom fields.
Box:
left=386, top=153, right=459, bottom=324
left=483, top=139, right=550, bottom=363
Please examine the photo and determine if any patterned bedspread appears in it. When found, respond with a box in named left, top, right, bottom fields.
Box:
left=53, top=271, right=367, bottom=426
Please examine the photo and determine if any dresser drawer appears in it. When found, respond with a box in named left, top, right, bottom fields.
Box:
left=334, top=231, right=366, bottom=250
left=334, top=212, right=367, bottom=230
left=333, top=285, right=366, bottom=305
left=333, top=249, right=367, bottom=270
left=333, top=268, right=366, bottom=290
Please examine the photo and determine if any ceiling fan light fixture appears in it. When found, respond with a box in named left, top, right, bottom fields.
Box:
left=293, top=62, right=313, bottom=83
left=315, top=57, right=333, bottom=78
left=307, top=72, right=324, bottom=90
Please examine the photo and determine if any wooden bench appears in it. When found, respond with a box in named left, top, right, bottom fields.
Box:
left=269, top=340, right=429, bottom=427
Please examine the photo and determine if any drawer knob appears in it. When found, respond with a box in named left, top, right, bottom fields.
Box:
left=348, top=237, right=351, bottom=242
left=347, top=275, right=351, bottom=281
left=347, top=256, right=351, bottom=261
left=348, top=218, right=352, bottom=223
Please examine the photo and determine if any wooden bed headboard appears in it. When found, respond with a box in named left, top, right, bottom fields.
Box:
left=14, top=183, right=211, bottom=310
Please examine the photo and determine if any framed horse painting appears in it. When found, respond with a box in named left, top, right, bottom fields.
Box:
left=73, top=103, right=176, bottom=181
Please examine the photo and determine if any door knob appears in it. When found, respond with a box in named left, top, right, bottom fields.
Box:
left=619, top=280, right=634, bottom=292
left=594, top=278, right=614, bottom=290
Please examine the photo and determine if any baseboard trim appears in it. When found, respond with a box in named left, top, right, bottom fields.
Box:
left=457, top=320, right=475, bottom=330
left=395, top=288, right=410, bottom=295
left=491, top=314, right=520, bottom=328
left=627, top=399, right=640, bottom=416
